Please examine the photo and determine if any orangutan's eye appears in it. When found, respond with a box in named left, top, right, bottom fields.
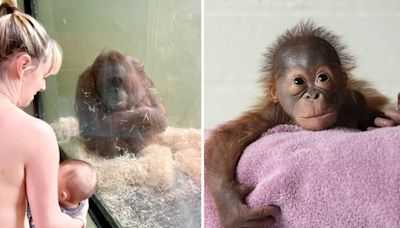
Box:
left=317, top=74, right=329, bottom=82
left=294, top=77, right=305, bottom=85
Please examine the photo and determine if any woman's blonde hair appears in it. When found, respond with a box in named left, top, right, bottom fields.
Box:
left=0, top=0, right=62, bottom=75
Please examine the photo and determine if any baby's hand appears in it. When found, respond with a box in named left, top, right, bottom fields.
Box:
left=369, top=92, right=400, bottom=130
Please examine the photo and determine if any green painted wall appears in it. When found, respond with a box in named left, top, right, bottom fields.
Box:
left=37, top=0, right=200, bottom=128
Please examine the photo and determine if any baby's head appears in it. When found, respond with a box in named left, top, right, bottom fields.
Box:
left=58, top=159, right=97, bottom=208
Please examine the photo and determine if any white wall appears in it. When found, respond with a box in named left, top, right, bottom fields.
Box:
left=205, top=0, right=400, bottom=129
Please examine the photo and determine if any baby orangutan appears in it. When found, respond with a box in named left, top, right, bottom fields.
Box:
left=205, top=21, right=400, bottom=228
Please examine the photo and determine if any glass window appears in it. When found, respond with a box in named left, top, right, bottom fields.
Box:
left=35, top=0, right=201, bottom=227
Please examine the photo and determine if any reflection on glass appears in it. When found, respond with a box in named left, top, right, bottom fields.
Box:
left=38, top=0, right=201, bottom=227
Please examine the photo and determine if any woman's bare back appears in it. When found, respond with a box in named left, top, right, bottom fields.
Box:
left=0, top=101, right=78, bottom=227
left=0, top=102, right=35, bottom=227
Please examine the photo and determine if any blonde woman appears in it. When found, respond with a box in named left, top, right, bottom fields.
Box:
left=0, top=1, right=83, bottom=227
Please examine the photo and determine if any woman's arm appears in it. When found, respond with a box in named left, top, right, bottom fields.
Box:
left=24, top=119, right=83, bottom=228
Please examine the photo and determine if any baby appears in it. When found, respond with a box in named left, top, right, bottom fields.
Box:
left=27, top=159, right=97, bottom=228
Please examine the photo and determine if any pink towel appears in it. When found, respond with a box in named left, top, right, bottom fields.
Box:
left=205, top=125, right=400, bottom=227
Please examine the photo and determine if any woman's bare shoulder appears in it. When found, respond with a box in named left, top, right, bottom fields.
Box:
left=3, top=106, right=56, bottom=143
left=0, top=106, right=58, bottom=165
